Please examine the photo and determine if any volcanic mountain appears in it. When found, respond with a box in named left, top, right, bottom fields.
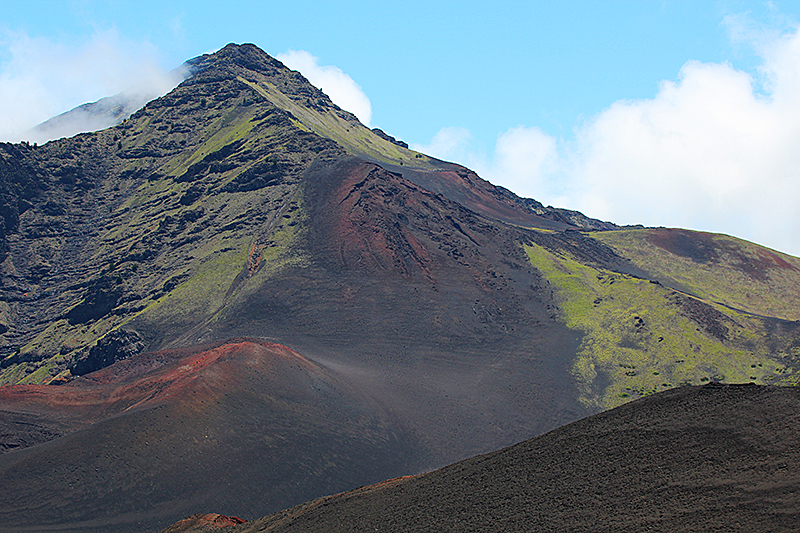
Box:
left=0, top=43, right=799, bottom=532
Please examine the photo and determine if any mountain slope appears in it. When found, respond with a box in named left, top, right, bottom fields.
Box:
left=525, top=229, right=800, bottom=410
left=0, top=43, right=599, bottom=532
left=0, top=339, right=421, bottom=533
left=0, top=43, right=594, bottom=463
left=24, top=65, right=188, bottom=145
left=210, top=384, right=800, bottom=533
left=594, top=228, right=800, bottom=321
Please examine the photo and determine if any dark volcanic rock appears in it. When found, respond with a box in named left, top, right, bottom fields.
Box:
left=224, top=384, right=800, bottom=533
left=68, top=329, right=144, bottom=376
left=65, top=274, right=125, bottom=325
left=371, top=127, right=408, bottom=148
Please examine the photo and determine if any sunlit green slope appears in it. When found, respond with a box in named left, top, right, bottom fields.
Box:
left=524, top=228, right=800, bottom=410
left=594, top=228, right=800, bottom=321
left=0, top=50, right=332, bottom=384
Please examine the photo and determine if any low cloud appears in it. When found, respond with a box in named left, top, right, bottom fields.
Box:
left=411, top=126, right=477, bottom=163
left=417, top=23, right=800, bottom=257
left=488, top=126, right=559, bottom=199
left=412, top=125, right=562, bottom=205
left=0, top=28, right=183, bottom=143
left=567, top=23, right=800, bottom=256
left=276, top=50, right=372, bottom=127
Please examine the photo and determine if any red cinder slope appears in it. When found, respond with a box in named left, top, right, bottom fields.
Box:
left=159, top=513, right=246, bottom=533
left=1, top=340, right=320, bottom=447
left=0, top=339, right=422, bottom=533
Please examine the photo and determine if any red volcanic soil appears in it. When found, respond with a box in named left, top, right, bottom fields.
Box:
left=0, top=339, right=423, bottom=533
left=160, top=513, right=246, bottom=532
left=323, top=162, right=438, bottom=278
left=0, top=340, right=317, bottom=451
left=407, top=166, right=555, bottom=228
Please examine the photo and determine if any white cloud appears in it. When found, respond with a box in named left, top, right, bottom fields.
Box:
left=410, top=126, right=476, bottom=162
left=0, top=28, right=182, bottom=143
left=415, top=24, right=800, bottom=257
left=276, top=49, right=372, bottom=126
left=567, top=31, right=800, bottom=256
left=413, top=125, right=564, bottom=206
left=489, top=126, right=559, bottom=198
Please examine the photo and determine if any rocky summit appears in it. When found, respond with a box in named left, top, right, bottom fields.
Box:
left=0, top=43, right=799, bottom=532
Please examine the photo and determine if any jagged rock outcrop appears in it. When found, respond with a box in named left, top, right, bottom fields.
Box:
left=371, top=127, right=408, bottom=148
left=68, top=329, right=144, bottom=376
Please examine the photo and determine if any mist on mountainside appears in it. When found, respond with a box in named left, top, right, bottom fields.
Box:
left=23, top=69, right=188, bottom=145
left=0, top=30, right=186, bottom=144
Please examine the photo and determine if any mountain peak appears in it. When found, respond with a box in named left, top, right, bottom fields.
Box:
left=185, top=42, right=288, bottom=78
left=182, top=42, right=340, bottom=115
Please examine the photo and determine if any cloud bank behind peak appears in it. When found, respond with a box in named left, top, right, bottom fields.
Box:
left=415, top=23, right=800, bottom=257
left=276, top=49, right=372, bottom=127
left=0, top=29, right=183, bottom=143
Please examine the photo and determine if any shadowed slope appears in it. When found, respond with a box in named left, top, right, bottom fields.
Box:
left=209, top=384, right=800, bottom=533
left=0, top=340, right=421, bottom=533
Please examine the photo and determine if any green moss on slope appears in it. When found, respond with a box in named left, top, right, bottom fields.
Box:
left=0, top=78, right=326, bottom=384
left=524, top=242, right=799, bottom=410
left=237, top=76, right=434, bottom=170
left=130, top=190, right=309, bottom=348
left=136, top=239, right=251, bottom=328
left=593, top=229, right=800, bottom=321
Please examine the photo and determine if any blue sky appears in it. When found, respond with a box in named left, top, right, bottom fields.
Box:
left=3, top=1, right=800, bottom=255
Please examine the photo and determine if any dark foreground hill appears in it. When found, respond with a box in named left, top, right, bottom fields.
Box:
left=175, top=383, right=800, bottom=533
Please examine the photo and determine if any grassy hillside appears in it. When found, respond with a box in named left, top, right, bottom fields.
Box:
left=594, top=228, right=800, bottom=321
left=524, top=236, right=800, bottom=410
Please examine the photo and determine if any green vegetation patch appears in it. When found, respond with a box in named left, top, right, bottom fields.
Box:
left=134, top=188, right=310, bottom=343
left=238, top=76, right=432, bottom=169
left=1, top=316, right=126, bottom=385
left=593, top=229, right=800, bottom=321
left=135, top=237, right=252, bottom=331
left=524, top=242, right=798, bottom=410
left=162, top=109, right=257, bottom=179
